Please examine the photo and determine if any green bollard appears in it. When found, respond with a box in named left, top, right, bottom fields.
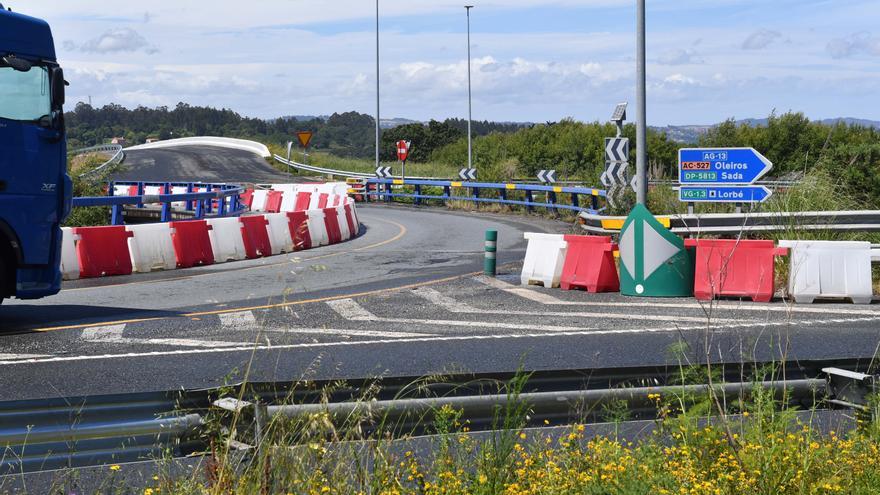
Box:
left=484, top=230, right=498, bottom=276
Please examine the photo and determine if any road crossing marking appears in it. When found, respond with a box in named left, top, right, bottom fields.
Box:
left=219, top=310, right=258, bottom=329
left=80, top=324, right=244, bottom=348
left=0, top=353, right=52, bottom=361
left=264, top=327, right=435, bottom=338
left=327, top=297, right=681, bottom=331
left=474, top=276, right=880, bottom=317
left=326, top=299, right=378, bottom=320
left=5, top=316, right=880, bottom=366
left=412, top=287, right=480, bottom=312
left=409, top=287, right=741, bottom=323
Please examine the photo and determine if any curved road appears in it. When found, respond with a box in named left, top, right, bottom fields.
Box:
left=113, top=145, right=301, bottom=183
left=2, top=204, right=880, bottom=400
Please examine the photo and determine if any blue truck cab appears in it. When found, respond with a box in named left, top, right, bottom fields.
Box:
left=0, top=4, right=71, bottom=303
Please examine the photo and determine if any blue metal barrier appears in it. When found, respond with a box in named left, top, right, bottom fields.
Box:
left=72, top=181, right=246, bottom=225
left=366, top=178, right=606, bottom=214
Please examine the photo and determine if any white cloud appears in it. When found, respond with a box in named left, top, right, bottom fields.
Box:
left=657, top=48, right=703, bottom=65
left=74, top=28, right=158, bottom=54
left=741, top=29, right=781, bottom=50
left=827, top=32, right=880, bottom=59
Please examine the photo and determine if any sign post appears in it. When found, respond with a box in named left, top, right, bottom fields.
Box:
left=285, top=141, right=293, bottom=179
left=396, top=140, right=411, bottom=179
left=296, top=131, right=313, bottom=164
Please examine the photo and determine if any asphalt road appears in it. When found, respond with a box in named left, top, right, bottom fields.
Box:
left=2, top=204, right=880, bottom=401
left=112, top=145, right=301, bottom=183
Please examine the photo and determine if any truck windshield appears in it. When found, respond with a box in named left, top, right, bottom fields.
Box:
left=0, top=65, right=51, bottom=122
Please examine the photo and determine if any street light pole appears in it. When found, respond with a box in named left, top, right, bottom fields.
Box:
left=465, top=5, right=473, bottom=172
left=375, top=0, right=381, bottom=171
left=635, top=0, right=647, bottom=205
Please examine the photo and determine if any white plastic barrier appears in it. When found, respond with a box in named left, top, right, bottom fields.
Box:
left=207, top=217, right=247, bottom=262
left=307, top=190, right=324, bottom=211
left=306, top=209, right=330, bottom=247
left=272, top=184, right=299, bottom=212
left=336, top=206, right=351, bottom=241
left=171, top=186, right=188, bottom=209
left=521, top=233, right=568, bottom=288
left=251, top=189, right=269, bottom=212
left=60, top=227, right=80, bottom=280
left=113, top=185, right=135, bottom=196
left=779, top=240, right=880, bottom=304
left=126, top=223, right=176, bottom=272
left=265, top=212, right=294, bottom=254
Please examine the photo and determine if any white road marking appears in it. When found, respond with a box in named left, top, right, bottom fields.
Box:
left=474, top=276, right=880, bottom=316
left=80, top=324, right=126, bottom=340
left=328, top=298, right=713, bottom=330
left=80, top=324, right=244, bottom=348
left=219, top=310, right=258, bottom=329
left=0, top=353, right=52, bottom=360
left=326, top=299, right=378, bottom=320
left=4, top=316, right=879, bottom=366
left=263, top=327, right=435, bottom=338
left=410, top=289, right=740, bottom=323
left=412, top=287, right=480, bottom=312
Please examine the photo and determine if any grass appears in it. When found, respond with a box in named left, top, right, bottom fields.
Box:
left=56, top=363, right=880, bottom=495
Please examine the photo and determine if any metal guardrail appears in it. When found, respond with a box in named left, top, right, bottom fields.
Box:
left=73, top=181, right=246, bottom=225
left=366, top=178, right=607, bottom=214
left=0, top=391, right=202, bottom=474
left=273, top=154, right=444, bottom=180
left=0, top=361, right=856, bottom=474
left=579, top=209, right=880, bottom=235
left=72, top=144, right=125, bottom=178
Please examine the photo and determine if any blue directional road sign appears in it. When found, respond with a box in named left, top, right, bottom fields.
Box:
left=678, top=148, right=772, bottom=184
left=678, top=185, right=773, bottom=203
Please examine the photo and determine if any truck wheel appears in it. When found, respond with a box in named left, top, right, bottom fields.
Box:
left=0, top=256, right=6, bottom=305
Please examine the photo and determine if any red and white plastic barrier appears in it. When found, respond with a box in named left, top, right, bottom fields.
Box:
left=61, top=183, right=359, bottom=280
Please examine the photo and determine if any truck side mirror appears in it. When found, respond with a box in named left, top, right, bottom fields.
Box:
left=50, top=67, right=65, bottom=108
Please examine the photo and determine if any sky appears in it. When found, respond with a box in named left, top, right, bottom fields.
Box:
left=13, top=0, right=880, bottom=125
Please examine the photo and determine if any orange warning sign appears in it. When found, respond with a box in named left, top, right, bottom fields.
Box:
left=296, top=131, right=313, bottom=148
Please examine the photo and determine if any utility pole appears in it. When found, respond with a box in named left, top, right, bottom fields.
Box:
left=635, top=0, right=647, bottom=204
left=375, top=0, right=381, bottom=171
left=465, top=5, right=474, bottom=172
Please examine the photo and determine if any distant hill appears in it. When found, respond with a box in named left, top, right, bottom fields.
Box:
left=655, top=117, right=880, bottom=143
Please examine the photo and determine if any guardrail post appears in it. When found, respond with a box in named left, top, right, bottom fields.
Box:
left=106, top=181, right=114, bottom=197
left=136, top=182, right=145, bottom=208
left=205, top=186, right=214, bottom=214
left=161, top=182, right=171, bottom=222
left=443, top=185, right=451, bottom=204
left=472, top=187, right=479, bottom=203
left=185, top=183, right=194, bottom=211
left=414, top=184, right=421, bottom=206
left=229, top=187, right=240, bottom=214
left=111, top=204, right=124, bottom=225
left=218, top=187, right=227, bottom=216
left=525, top=190, right=534, bottom=213
left=484, top=230, right=497, bottom=276
left=591, top=194, right=599, bottom=212
left=571, top=192, right=580, bottom=210
left=195, top=198, right=204, bottom=219
left=385, top=182, right=392, bottom=203
left=499, top=188, right=507, bottom=201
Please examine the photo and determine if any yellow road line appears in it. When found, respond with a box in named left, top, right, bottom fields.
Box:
left=31, top=218, right=409, bottom=332
left=33, top=271, right=474, bottom=333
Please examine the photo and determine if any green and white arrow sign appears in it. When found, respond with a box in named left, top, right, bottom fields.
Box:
left=618, top=204, right=694, bottom=297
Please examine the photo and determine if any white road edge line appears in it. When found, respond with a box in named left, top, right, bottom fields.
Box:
left=473, top=275, right=880, bottom=316
left=4, top=317, right=877, bottom=366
